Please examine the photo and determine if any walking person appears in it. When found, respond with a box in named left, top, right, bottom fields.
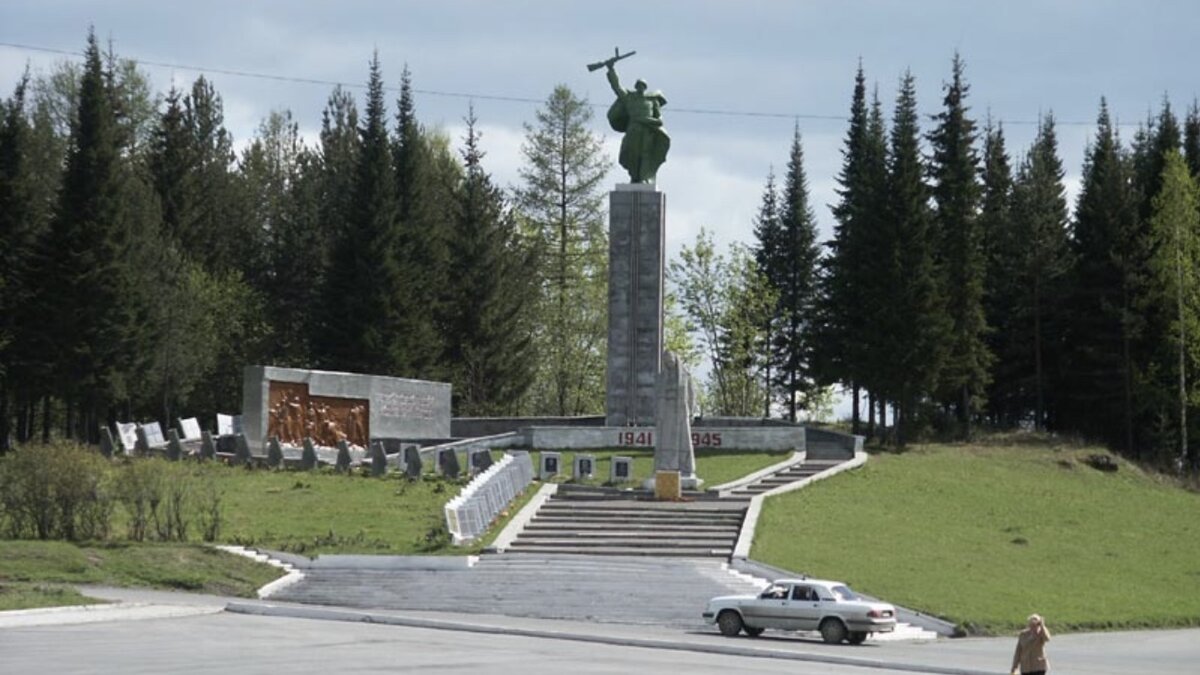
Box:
left=1011, top=613, right=1052, bottom=675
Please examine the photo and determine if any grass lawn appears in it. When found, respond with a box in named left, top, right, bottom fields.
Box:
left=0, top=540, right=281, bottom=610
left=752, top=438, right=1200, bottom=634
left=219, top=447, right=787, bottom=554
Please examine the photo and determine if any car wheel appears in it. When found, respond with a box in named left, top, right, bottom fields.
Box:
left=743, top=626, right=764, bottom=637
left=847, top=631, right=867, bottom=645
left=717, top=610, right=744, bottom=637
left=819, top=617, right=848, bottom=644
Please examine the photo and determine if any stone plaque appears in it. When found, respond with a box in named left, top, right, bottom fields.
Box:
left=166, top=428, right=183, bottom=461
left=540, top=452, right=561, bottom=480
left=116, top=422, right=138, bottom=453
left=216, top=413, right=236, bottom=436
left=179, top=417, right=202, bottom=441
left=404, top=445, right=423, bottom=478
left=99, top=426, right=116, bottom=458
left=438, top=448, right=460, bottom=478
left=610, top=456, right=633, bottom=482
left=574, top=454, right=596, bottom=479
left=301, top=437, right=318, bottom=470
left=470, top=448, right=494, bottom=474
left=267, top=436, right=283, bottom=468
left=200, top=430, right=216, bottom=460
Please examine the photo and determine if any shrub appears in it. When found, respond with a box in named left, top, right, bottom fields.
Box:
left=0, top=441, right=112, bottom=541
left=114, top=459, right=165, bottom=542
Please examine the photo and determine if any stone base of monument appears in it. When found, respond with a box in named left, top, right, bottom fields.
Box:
left=646, top=471, right=703, bottom=494
left=653, top=470, right=681, bottom=500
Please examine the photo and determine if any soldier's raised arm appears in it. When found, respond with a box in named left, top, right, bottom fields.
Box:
left=606, top=64, right=624, bottom=98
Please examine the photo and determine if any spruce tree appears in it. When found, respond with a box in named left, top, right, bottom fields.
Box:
left=515, top=85, right=610, bottom=415
left=148, top=87, right=194, bottom=249
left=0, top=73, right=33, bottom=452
left=1184, top=101, right=1200, bottom=180
left=774, top=125, right=821, bottom=421
left=1135, top=99, right=1181, bottom=223
left=319, top=54, right=407, bottom=376
left=32, top=30, right=158, bottom=439
left=390, top=66, right=445, bottom=381
left=927, top=54, right=989, bottom=437
left=240, top=109, right=318, bottom=364
left=1009, top=114, right=1072, bottom=431
left=752, top=168, right=783, bottom=417
left=980, top=120, right=1020, bottom=426
left=181, top=76, right=244, bottom=273
left=882, top=71, right=947, bottom=444
left=1060, top=100, right=1139, bottom=450
left=308, top=85, right=359, bottom=363
left=816, top=64, right=871, bottom=431
left=445, top=108, right=537, bottom=414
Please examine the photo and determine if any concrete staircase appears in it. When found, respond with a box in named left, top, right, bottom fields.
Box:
left=505, top=485, right=749, bottom=557
left=722, top=457, right=846, bottom=497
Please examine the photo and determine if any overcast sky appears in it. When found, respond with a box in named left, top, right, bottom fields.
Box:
left=3, top=1, right=1197, bottom=416
left=4, top=1, right=1198, bottom=252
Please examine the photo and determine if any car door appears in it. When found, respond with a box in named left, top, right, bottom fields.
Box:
left=743, top=584, right=790, bottom=628
left=786, top=584, right=823, bottom=630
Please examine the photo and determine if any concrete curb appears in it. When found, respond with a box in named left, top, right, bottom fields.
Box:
left=709, top=451, right=806, bottom=495
left=0, top=602, right=222, bottom=628
left=215, top=545, right=305, bottom=598
left=223, top=601, right=990, bottom=674
left=487, top=481, right=558, bottom=552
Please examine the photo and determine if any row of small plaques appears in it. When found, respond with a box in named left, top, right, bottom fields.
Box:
left=539, top=452, right=633, bottom=482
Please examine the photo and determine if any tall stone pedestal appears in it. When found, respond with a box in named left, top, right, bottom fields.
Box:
left=606, top=184, right=665, bottom=427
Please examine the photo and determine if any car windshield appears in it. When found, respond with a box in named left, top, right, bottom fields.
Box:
left=830, top=585, right=862, bottom=601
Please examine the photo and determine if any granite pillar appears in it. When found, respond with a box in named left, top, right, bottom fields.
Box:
left=606, top=184, right=665, bottom=427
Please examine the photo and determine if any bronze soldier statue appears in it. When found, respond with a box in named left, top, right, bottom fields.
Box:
left=589, top=48, right=670, bottom=183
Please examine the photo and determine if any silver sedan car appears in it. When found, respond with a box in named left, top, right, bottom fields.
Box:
left=702, top=578, right=897, bottom=644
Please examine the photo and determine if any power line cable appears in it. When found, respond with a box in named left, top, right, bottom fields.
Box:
left=0, top=39, right=1135, bottom=127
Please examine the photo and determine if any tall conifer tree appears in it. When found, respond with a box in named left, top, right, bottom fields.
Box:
left=1184, top=101, right=1200, bottom=180
left=774, top=126, right=821, bottom=421
left=753, top=168, right=782, bottom=417
left=882, top=71, right=947, bottom=444
left=927, top=54, right=989, bottom=437
left=980, top=120, right=1020, bottom=426
left=445, top=109, right=537, bottom=414
left=33, top=30, right=157, bottom=439
left=1060, top=100, right=1138, bottom=449
left=390, top=66, right=446, bottom=380
left=816, top=64, right=871, bottom=431
left=319, top=53, right=407, bottom=375
left=1009, top=114, right=1072, bottom=430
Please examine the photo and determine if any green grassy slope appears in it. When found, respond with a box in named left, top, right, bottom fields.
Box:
left=752, top=440, right=1200, bottom=634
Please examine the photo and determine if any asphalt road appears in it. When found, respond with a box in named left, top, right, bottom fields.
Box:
left=1, top=589, right=1197, bottom=675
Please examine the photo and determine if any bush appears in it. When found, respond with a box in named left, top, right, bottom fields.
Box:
left=0, top=441, right=112, bottom=541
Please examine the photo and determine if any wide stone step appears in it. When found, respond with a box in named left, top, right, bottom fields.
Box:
left=510, top=536, right=732, bottom=548
left=525, top=522, right=738, bottom=533
left=541, top=500, right=746, bottom=511
left=517, top=530, right=736, bottom=540
left=505, top=544, right=732, bottom=557
left=539, top=504, right=745, bottom=515
left=535, top=506, right=739, bottom=516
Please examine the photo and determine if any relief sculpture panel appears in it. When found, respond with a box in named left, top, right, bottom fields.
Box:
left=268, top=381, right=369, bottom=447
